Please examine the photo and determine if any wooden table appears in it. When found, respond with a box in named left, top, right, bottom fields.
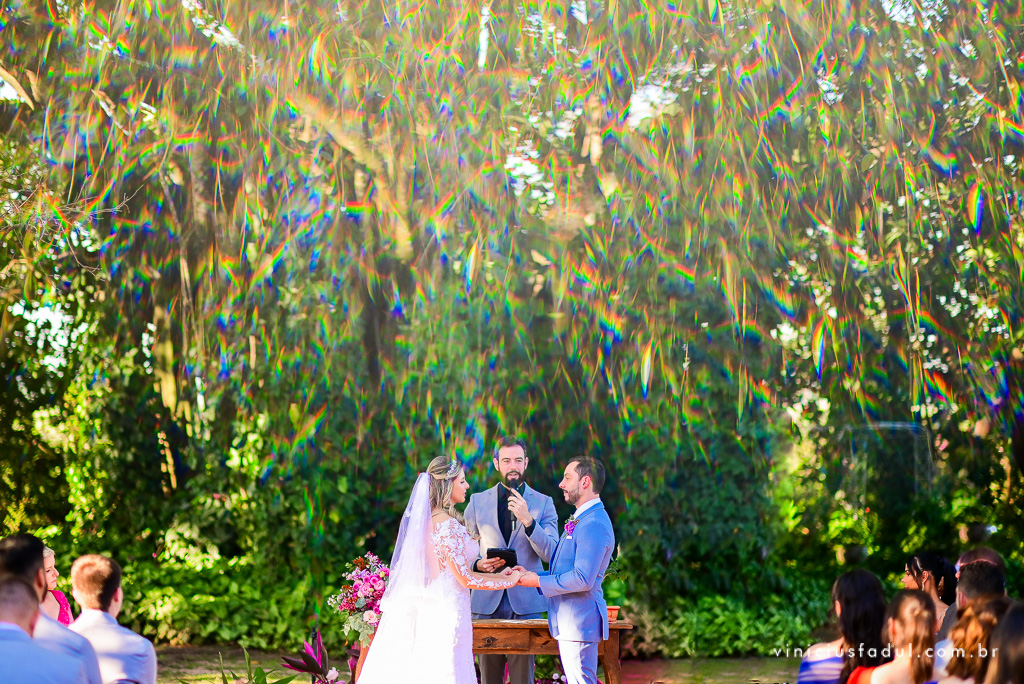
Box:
left=472, top=618, right=633, bottom=684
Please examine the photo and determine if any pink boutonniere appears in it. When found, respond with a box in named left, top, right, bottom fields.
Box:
left=564, top=518, right=578, bottom=537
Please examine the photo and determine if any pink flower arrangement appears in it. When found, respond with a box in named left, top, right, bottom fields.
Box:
left=327, top=553, right=390, bottom=646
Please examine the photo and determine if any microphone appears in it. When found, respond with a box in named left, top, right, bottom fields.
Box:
left=504, top=480, right=521, bottom=534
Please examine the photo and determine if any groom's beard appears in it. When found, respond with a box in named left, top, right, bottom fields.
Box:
left=563, top=486, right=581, bottom=506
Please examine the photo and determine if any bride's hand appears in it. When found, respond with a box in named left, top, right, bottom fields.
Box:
left=503, top=569, right=522, bottom=584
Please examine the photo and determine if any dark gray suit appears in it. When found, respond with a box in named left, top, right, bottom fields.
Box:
left=465, top=483, right=559, bottom=684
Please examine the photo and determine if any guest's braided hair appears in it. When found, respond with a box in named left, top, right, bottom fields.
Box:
left=907, top=551, right=957, bottom=605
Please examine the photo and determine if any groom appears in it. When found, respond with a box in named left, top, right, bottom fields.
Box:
left=516, top=456, right=615, bottom=684
left=465, top=437, right=560, bottom=684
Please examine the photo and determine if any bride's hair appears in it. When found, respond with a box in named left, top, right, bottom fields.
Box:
left=427, top=456, right=464, bottom=523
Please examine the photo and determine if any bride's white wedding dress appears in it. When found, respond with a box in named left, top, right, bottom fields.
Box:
left=358, top=475, right=517, bottom=684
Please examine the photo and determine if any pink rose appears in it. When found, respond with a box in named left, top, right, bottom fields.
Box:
left=364, top=611, right=380, bottom=625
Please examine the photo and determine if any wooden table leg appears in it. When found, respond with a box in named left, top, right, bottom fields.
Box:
left=600, top=629, right=622, bottom=684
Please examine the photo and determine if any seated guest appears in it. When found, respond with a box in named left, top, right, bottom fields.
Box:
left=70, top=554, right=157, bottom=684
left=848, top=589, right=935, bottom=684
left=937, top=548, right=1005, bottom=641
left=0, top=534, right=102, bottom=684
left=934, top=561, right=1007, bottom=675
left=799, top=569, right=888, bottom=684
left=934, top=596, right=1011, bottom=684
left=982, top=600, right=1024, bottom=684
left=0, top=576, right=90, bottom=683
left=903, top=552, right=958, bottom=631
left=41, top=545, right=74, bottom=626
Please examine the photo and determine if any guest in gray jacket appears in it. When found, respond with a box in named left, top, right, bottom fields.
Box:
left=70, top=555, right=157, bottom=684
left=465, top=436, right=560, bottom=684
left=517, top=456, right=615, bottom=684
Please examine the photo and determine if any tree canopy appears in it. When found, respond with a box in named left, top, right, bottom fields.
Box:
left=2, top=0, right=1023, bottom=649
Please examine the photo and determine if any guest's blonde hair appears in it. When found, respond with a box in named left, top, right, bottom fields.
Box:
left=427, top=456, right=464, bottom=523
left=885, top=590, right=936, bottom=684
left=71, top=555, right=122, bottom=611
left=42, top=546, right=55, bottom=560
left=946, top=596, right=1011, bottom=681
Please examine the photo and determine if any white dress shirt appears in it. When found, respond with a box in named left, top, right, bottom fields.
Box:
left=0, top=621, right=90, bottom=683
left=70, top=610, right=157, bottom=684
left=34, top=612, right=104, bottom=684
left=571, top=497, right=602, bottom=520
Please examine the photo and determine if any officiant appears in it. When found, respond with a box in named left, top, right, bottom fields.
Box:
left=465, top=436, right=560, bottom=684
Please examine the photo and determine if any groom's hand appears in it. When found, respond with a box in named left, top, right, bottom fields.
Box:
left=517, top=571, right=541, bottom=588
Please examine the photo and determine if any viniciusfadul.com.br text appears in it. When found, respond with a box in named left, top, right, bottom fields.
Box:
left=770, top=645, right=999, bottom=659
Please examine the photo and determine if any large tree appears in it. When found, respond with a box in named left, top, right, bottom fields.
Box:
left=2, top=0, right=1024, bottom=638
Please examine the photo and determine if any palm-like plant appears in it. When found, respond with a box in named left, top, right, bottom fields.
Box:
left=281, top=628, right=347, bottom=683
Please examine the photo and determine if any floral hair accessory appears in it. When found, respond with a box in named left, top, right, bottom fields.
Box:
left=430, top=460, right=461, bottom=480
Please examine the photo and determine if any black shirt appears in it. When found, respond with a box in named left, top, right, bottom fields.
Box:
left=498, top=481, right=536, bottom=543
left=473, top=483, right=538, bottom=572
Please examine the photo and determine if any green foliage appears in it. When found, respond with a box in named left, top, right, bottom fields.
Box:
left=624, top=577, right=832, bottom=658
left=218, top=647, right=298, bottom=684
left=534, top=654, right=565, bottom=682
left=2, top=0, right=1024, bottom=658
left=119, top=559, right=318, bottom=648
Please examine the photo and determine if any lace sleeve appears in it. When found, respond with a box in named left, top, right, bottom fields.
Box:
left=435, top=520, right=517, bottom=591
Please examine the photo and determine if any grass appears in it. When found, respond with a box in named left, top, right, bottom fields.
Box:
left=623, top=657, right=802, bottom=683
left=156, top=646, right=302, bottom=684
left=156, top=647, right=802, bottom=684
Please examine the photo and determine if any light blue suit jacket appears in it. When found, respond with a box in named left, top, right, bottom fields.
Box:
left=465, top=483, right=559, bottom=615
left=0, top=623, right=89, bottom=683
left=538, top=501, right=615, bottom=643
left=34, top=612, right=104, bottom=684
left=71, top=610, right=157, bottom=684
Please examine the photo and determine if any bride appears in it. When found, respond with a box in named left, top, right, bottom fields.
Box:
left=358, top=456, right=523, bottom=683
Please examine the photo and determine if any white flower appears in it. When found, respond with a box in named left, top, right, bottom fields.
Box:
left=326, top=667, right=340, bottom=682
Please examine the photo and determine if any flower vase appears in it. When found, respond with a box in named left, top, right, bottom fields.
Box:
left=354, top=637, right=373, bottom=682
